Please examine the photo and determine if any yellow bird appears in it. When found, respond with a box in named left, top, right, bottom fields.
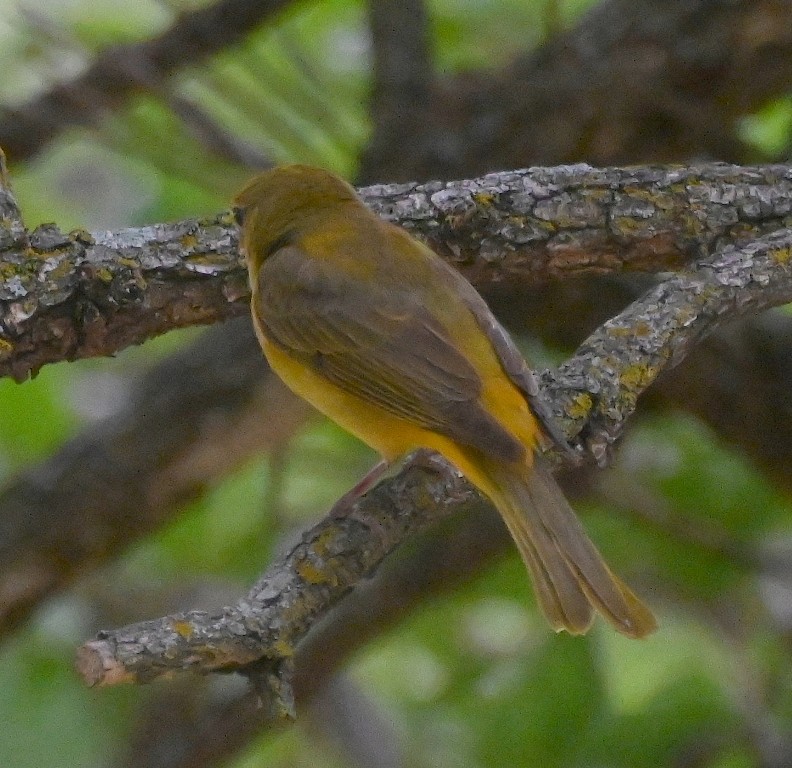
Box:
left=234, top=165, right=656, bottom=638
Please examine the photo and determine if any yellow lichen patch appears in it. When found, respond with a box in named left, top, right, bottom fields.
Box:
left=170, top=619, right=194, bottom=639
left=772, top=246, right=792, bottom=265
left=69, top=228, right=95, bottom=245
left=296, top=558, right=334, bottom=586
left=610, top=215, right=646, bottom=236
left=623, top=186, right=678, bottom=212
left=180, top=233, right=199, bottom=250
left=0, top=338, right=14, bottom=360
left=674, top=306, right=699, bottom=327
left=609, top=320, right=653, bottom=338
left=606, top=325, right=634, bottom=338
left=311, top=527, right=340, bottom=557
left=472, top=191, right=495, bottom=206
left=28, top=248, right=55, bottom=261
left=566, top=391, right=593, bottom=420
left=619, top=363, right=658, bottom=391
left=47, top=258, right=74, bottom=281
left=0, top=261, right=24, bottom=279
left=272, top=638, right=295, bottom=658
left=96, top=267, right=113, bottom=283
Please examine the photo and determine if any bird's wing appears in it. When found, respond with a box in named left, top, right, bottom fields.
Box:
left=254, top=245, right=524, bottom=462
left=427, top=254, right=576, bottom=456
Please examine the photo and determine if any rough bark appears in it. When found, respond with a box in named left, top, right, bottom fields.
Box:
left=3, top=162, right=792, bottom=380
left=76, top=452, right=489, bottom=693
left=112, top=503, right=514, bottom=767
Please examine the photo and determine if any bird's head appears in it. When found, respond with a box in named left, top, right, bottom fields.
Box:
left=233, top=164, right=358, bottom=269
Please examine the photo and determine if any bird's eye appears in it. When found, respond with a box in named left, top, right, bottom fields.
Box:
left=232, top=206, right=246, bottom=226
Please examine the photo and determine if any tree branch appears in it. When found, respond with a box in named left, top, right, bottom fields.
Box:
left=0, top=210, right=248, bottom=382
left=110, top=502, right=515, bottom=768
left=76, top=226, right=792, bottom=693
left=546, top=228, right=792, bottom=460
left=76, top=451, right=486, bottom=694
left=361, top=0, right=432, bottom=181
left=363, top=0, right=792, bottom=180
left=3, top=162, right=792, bottom=380
left=0, top=0, right=295, bottom=163
left=3, top=162, right=791, bottom=649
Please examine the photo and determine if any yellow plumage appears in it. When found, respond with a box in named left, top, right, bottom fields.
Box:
left=235, top=164, right=656, bottom=638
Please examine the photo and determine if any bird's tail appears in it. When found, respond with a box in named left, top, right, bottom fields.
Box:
left=486, top=458, right=657, bottom=638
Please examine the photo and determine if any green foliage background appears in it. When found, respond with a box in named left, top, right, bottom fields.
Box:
left=1, top=1, right=791, bottom=767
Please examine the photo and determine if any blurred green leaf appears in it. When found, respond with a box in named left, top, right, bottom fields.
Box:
left=0, top=365, right=77, bottom=471
left=740, top=98, right=792, bottom=158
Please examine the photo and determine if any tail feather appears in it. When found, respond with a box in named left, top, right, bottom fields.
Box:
left=501, top=498, right=595, bottom=634
left=488, top=458, right=657, bottom=639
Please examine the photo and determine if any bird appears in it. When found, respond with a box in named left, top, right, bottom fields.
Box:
left=234, top=164, right=656, bottom=638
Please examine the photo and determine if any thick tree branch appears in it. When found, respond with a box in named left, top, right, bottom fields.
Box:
left=76, top=227, right=792, bottom=690
left=0, top=210, right=248, bottom=382
left=362, top=0, right=432, bottom=178
left=3, top=162, right=792, bottom=380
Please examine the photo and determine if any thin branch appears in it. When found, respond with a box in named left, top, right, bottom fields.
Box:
left=101, top=454, right=792, bottom=768
left=75, top=226, right=792, bottom=692
left=546, top=228, right=792, bottom=460
left=3, top=162, right=792, bottom=380
left=486, top=281, right=792, bottom=496
left=76, top=451, right=486, bottom=691
left=0, top=0, right=296, bottom=162
left=111, top=502, right=514, bottom=768
left=153, top=90, right=273, bottom=171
